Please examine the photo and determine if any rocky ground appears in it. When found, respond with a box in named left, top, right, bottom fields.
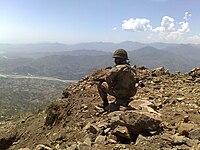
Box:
left=0, top=66, right=200, bottom=150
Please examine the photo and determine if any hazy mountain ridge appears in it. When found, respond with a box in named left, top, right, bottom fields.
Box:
left=0, top=42, right=200, bottom=80
left=0, top=54, right=112, bottom=80
left=164, top=44, right=200, bottom=61
left=0, top=41, right=194, bottom=53
left=130, top=46, right=197, bottom=72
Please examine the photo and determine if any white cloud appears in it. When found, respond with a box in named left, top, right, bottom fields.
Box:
left=183, top=12, right=192, bottom=21
left=152, top=26, right=165, bottom=32
left=178, top=12, right=191, bottom=33
left=152, top=16, right=175, bottom=32
left=151, top=12, right=192, bottom=42
left=121, top=11, right=197, bottom=43
left=112, top=27, right=117, bottom=30
left=152, top=12, right=191, bottom=34
left=178, top=22, right=190, bottom=32
left=162, top=16, right=175, bottom=31
left=165, top=31, right=183, bottom=41
left=153, top=31, right=182, bottom=42
left=122, top=18, right=151, bottom=32
left=187, top=35, right=200, bottom=44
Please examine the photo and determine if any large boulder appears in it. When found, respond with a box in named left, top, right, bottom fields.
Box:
left=106, top=108, right=162, bottom=142
left=188, top=67, right=200, bottom=78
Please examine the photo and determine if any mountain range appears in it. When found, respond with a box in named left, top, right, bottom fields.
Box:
left=0, top=41, right=191, bottom=53
left=0, top=41, right=200, bottom=79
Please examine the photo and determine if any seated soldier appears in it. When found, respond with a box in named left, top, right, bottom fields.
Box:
left=97, top=49, right=138, bottom=109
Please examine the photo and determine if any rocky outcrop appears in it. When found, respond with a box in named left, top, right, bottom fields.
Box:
left=188, top=67, right=200, bottom=78
left=0, top=66, right=199, bottom=150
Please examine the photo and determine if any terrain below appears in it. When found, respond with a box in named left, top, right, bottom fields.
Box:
left=0, top=66, right=199, bottom=150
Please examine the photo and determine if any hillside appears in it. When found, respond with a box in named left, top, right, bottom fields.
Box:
left=130, top=46, right=195, bottom=72
left=165, top=44, right=200, bottom=62
left=1, top=44, right=200, bottom=80
left=0, top=77, right=70, bottom=120
left=0, top=54, right=112, bottom=80
left=0, top=66, right=199, bottom=150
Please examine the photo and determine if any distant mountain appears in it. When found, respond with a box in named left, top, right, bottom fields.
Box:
left=0, top=44, right=200, bottom=79
left=129, top=46, right=195, bottom=72
left=0, top=54, right=112, bottom=80
left=164, top=44, right=200, bottom=61
left=1, top=49, right=111, bottom=59
left=32, top=55, right=112, bottom=79
left=0, top=43, right=68, bottom=53
left=56, top=49, right=111, bottom=56
left=69, top=41, right=158, bottom=51
left=0, top=41, right=194, bottom=54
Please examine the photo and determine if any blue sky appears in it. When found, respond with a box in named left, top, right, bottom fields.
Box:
left=0, top=0, right=200, bottom=44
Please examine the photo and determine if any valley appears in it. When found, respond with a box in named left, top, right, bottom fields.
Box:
left=0, top=76, right=73, bottom=120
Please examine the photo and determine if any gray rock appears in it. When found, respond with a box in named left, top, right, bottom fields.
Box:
left=104, top=127, right=111, bottom=134
left=183, top=115, right=189, bottom=123
left=110, top=116, right=125, bottom=127
left=176, top=97, right=185, bottom=102
left=120, top=110, right=162, bottom=134
left=112, top=144, right=126, bottom=150
left=83, top=136, right=92, bottom=147
left=152, top=67, right=168, bottom=77
left=135, top=134, right=147, bottom=145
left=108, top=138, right=117, bottom=144
left=35, top=144, right=52, bottom=150
left=171, top=135, right=186, bottom=145
left=66, top=144, right=77, bottom=150
left=189, top=128, right=200, bottom=140
left=83, top=122, right=99, bottom=134
left=107, top=134, right=118, bottom=144
left=97, top=122, right=109, bottom=129
left=94, top=135, right=106, bottom=144
left=113, top=125, right=132, bottom=140
left=107, top=111, right=123, bottom=118
left=173, top=145, right=191, bottom=150
left=77, top=143, right=91, bottom=150
left=188, top=67, right=200, bottom=78
left=129, top=100, right=155, bottom=110
left=177, top=122, right=195, bottom=136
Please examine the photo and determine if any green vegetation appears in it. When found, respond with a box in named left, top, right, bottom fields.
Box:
left=0, top=77, right=70, bottom=120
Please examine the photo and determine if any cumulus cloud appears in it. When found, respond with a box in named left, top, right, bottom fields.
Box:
left=122, top=18, right=151, bottom=32
left=112, top=27, right=117, bottom=30
left=178, top=22, right=190, bottom=32
left=151, top=12, right=192, bottom=42
left=121, top=12, right=197, bottom=43
left=152, top=12, right=191, bottom=34
left=152, top=16, right=175, bottom=32
left=178, top=12, right=191, bottom=33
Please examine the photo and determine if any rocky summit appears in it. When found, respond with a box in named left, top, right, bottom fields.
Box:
left=0, top=67, right=200, bottom=150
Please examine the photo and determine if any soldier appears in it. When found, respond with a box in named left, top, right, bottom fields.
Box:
left=97, top=49, right=138, bottom=109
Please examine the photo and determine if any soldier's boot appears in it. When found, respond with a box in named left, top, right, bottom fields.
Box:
left=98, top=98, right=109, bottom=109
left=115, top=97, right=132, bottom=107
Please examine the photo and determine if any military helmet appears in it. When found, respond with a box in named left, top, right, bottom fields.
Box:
left=112, top=48, right=128, bottom=60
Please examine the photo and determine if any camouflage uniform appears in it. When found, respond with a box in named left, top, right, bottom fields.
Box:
left=97, top=64, right=137, bottom=106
